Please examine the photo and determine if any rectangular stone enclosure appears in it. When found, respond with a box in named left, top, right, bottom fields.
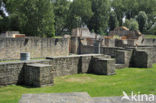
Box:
left=93, top=58, right=115, bottom=75
left=24, top=64, right=54, bottom=87
left=131, top=50, right=152, bottom=68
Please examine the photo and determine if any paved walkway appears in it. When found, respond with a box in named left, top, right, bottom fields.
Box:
left=19, top=92, right=156, bottom=103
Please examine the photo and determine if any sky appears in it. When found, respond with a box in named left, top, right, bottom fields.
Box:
left=0, top=2, right=8, bottom=16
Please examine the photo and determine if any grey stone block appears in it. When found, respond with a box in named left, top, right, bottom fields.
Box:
left=116, top=50, right=125, bottom=64
left=115, top=50, right=133, bottom=69
left=93, top=58, right=115, bottom=75
left=19, top=93, right=156, bottom=103
left=131, top=50, right=152, bottom=68
left=93, top=96, right=156, bottom=103
left=19, top=92, right=94, bottom=103
left=24, top=63, right=54, bottom=87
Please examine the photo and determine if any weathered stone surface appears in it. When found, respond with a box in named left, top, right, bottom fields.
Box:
left=116, top=50, right=125, bottom=64
left=19, top=93, right=156, bottom=103
left=130, top=50, right=152, bottom=68
left=0, top=54, right=111, bottom=87
left=135, top=47, right=156, bottom=64
left=93, top=58, right=115, bottom=75
left=0, top=60, right=50, bottom=86
left=93, top=96, right=156, bottom=103
left=19, top=92, right=94, bottom=103
left=0, top=37, right=69, bottom=60
left=47, top=54, right=105, bottom=77
left=115, top=50, right=133, bottom=69
left=24, top=63, right=54, bottom=87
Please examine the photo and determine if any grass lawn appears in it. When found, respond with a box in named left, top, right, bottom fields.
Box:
left=0, top=64, right=156, bottom=103
left=144, top=34, right=156, bottom=38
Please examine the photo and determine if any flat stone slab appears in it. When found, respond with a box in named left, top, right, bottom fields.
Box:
left=93, top=96, right=156, bottom=103
left=19, top=92, right=94, bottom=103
left=19, top=92, right=156, bottom=103
left=27, top=63, right=52, bottom=67
left=46, top=54, right=103, bottom=59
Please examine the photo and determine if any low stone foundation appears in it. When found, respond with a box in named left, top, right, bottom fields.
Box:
left=93, top=58, right=115, bottom=75
left=130, top=50, right=152, bottom=68
left=0, top=54, right=113, bottom=87
left=24, top=64, right=54, bottom=87
left=0, top=60, right=50, bottom=86
left=46, top=54, right=111, bottom=77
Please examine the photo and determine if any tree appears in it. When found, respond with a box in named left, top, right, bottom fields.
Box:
left=89, top=0, right=111, bottom=34
left=149, top=23, right=156, bottom=35
left=136, top=11, right=148, bottom=32
left=3, top=0, right=55, bottom=37
left=123, top=0, right=139, bottom=19
left=124, top=19, right=139, bottom=31
left=67, top=0, right=93, bottom=31
left=54, top=0, right=70, bottom=35
left=19, top=0, right=55, bottom=37
left=112, top=0, right=156, bottom=28
left=109, top=11, right=119, bottom=30
left=112, top=0, right=125, bottom=26
left=123, top=19, right=130, bottom=29
left=0, top=0, right=9, bottom=32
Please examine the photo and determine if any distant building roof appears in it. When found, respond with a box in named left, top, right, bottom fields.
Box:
left=109, top=26, right=142, bottom=39
left=0, top=31, right=25, bottom=38
left=114, top=26, right=129, bottom=31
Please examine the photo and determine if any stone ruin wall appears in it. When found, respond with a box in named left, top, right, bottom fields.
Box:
left=0, top=37, right=69, bottom=60
left=0, top=54, right=111, bottom=86
left=80, top=44, right=156, bottom=68
left=140, top=38, right=156, bottom=46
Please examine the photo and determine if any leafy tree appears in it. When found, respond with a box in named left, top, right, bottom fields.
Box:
left=19, top=0, right=55, bottom=37
left=130, top=19, right=139, bottom=31
left=136, top=11, right=148, bottom=32
left=124, top=19, right=139, bottom=31
left=67, top=0, right=93, bottom=31
left=123, top=0, right=139, bottom=19
left=2, top=0, right=22, bottom=32
left=123, top=19, right=130, bottom=29
left=109, top=11, right=119, bottom=30
left=2, top=0, right=55, bottom=37
left=112, top=0, right=124, bottom=26
left=54, top=0, right=70, bottom=35
left=112, top=0, right=156, bottom=29
left=89, top=0, right=111, bottom=34
left=149, top=24, right=156, bottom=35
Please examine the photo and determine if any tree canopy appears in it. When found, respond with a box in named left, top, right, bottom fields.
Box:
left=0, top=0, right=55, bottom=37
left=0, top=0, right=156, bottom=36
left=89, top=0, right=111, bottom=35
left=67, top=0, right=93, bottom=31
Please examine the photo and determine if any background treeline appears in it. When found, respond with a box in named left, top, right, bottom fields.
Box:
left=0, top=0, right=156, bottom=37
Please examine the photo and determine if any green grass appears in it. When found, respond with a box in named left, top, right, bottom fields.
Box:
left=0, top=64, right=156, bottom=103
left=144, top=34, right=156, bottom=38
